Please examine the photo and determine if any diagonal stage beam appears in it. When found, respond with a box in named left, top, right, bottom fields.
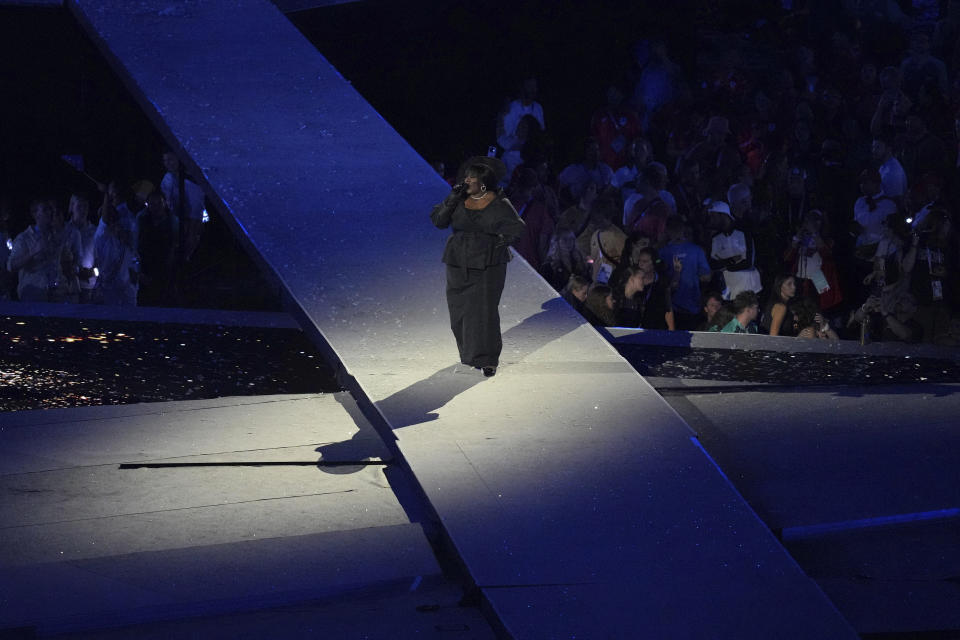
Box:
left=67, top=1, right=857, bottom=636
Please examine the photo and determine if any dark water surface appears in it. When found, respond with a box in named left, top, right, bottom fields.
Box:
left=1, top=315, right=340, bottom=412
left=618, top=344, right=960, bottom=386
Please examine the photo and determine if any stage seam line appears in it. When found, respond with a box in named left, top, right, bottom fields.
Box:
left=0, top=489, right=357, bottom=531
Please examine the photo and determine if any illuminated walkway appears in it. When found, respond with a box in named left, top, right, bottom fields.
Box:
left=50, top=1, right=857, bottom=636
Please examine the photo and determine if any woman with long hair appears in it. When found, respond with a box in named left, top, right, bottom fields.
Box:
left=761, top=274, right=797, bottom=336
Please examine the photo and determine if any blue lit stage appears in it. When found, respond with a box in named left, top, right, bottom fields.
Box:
left=44, top=0, right=858, bottom=636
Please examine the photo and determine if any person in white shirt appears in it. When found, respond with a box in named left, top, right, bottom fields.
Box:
left=6, top=200, right=73, bottom=302
left=854, top=168, right=899, bottom=252
left=872, top=136, right=908, bottom=200
left=706, top=201, right=762, bottom=300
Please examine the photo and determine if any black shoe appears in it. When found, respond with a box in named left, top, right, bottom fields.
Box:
left=482, top=366, right=496, bottom=377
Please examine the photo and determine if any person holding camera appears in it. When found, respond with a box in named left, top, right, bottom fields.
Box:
left=430, top=157, right=525, bottom=378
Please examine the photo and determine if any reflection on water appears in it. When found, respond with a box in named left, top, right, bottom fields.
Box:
left=1, top=316, right=340, bottom=411
left=617, top=345, right=960, bottom=385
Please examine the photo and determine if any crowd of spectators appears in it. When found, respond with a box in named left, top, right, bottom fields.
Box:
left=1, top=151, right=205, bottom=308
left=457, top=1, right=960, bottom=345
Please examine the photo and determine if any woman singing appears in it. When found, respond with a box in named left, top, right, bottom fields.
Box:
left=430, top=157, right=525, bottom=377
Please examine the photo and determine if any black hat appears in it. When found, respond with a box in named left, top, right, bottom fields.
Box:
left=466, top=155, right=508, bottom=182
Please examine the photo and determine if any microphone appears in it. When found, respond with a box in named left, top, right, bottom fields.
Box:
left=452, top=182, right=466, bottom=194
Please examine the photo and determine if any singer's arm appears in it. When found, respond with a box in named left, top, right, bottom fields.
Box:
left=430, top=185, right=465, bottom=229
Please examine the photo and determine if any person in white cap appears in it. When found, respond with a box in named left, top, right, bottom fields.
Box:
left=706, top=200, right=762, bottom=300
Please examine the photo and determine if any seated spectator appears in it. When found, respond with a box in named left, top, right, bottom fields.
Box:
left=707, top=201, right=762, bottom=300
left=94, top=193, right=139, bottom=306
left=561, top=274, right=593, bottom=322
left=160, top=151, right=204, bottom=263
left=793, top=296, right=840, bottom=339
left=761, top=274, right=798, bottom=336
left=540, top=229, right=590, bottom=292
left=720, top=290, right=760, bottom=334
left=613, top=248, right=675, bottom=330
left=557, top=137, right=615, bottom=206
left=6, top=199, right=74, bottom=303
left=696, top=290, right=725, bottom=331
left=785, top=209, right=844, bottom=311
left=591, top=85, right=642, bottom=170
left=509, top=168, right=554, bottom=271
left=136, top=191, right=179, bottom=306
left=583, top=283, right=617, bottom=326
left=658, top=217, right=711, bottom=330
left=64, top=194, right=98, bottom=303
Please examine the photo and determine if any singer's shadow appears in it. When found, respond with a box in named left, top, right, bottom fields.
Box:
left=376, top=298, right=583, bottom=430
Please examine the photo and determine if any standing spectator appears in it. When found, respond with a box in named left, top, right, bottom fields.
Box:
left=623, top=162, right=674, bottom=238
left=900, top=30, right=949, bottom=100
left=97, top=181, right=139, bottom=245
left=557, top=137, right=615, bottom=205
left=872, top=135, right=909, bottom=200
left=136, top=191, right=179, bottom=306
left=500, top=114, right=543, bottom=182
left=720, top=290, right=760, bottom=334
left=0, top=198, right=14, bottom=300
left=899, top=114, right=948, bottom=183
left=64, top=194, right=98, bottom=303
left=94, top=192, right=139, bottom=306
left=160, top=151, right=204, bottom=263
left=612, top=137, right=652, bottom=202
left=854, top=168, right=900, bottom=254
left=707, top=201, right=763, bottom=300
left=785, top=209, right=844, bottom=311
left=6, top=200, right=73, bottom=302
left=631, top=39, right=685, bottom=128
left=497, top=77, right=545, bottom=153
left=591, top=85, right=642, bottom=170
left=613, top=249, right=675, bottom=330
left=870, top=66, right=911, bottom=137
left=658, top=217, right=711, bottom=330
left=509, top=168, right=554, bottom=271
left=903, top=208, right=955, bottom=342
left=682, top=115, right=742, bottom=199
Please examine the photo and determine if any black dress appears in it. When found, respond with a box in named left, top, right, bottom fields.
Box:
left=431, top=193, right=525, bottom=368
